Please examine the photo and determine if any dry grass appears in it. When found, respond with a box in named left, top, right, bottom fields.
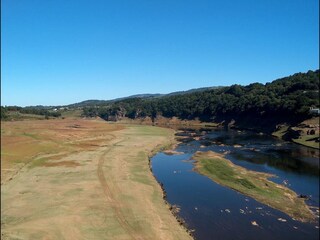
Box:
left=1, top=120, right=192, bottom=240
left=1, top=119, right=123, bottom=183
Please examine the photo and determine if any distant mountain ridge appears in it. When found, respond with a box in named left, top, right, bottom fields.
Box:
left=66, top=86, right=222, bottom=108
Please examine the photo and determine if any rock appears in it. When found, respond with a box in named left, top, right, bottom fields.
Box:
left=298, top=194, right=310, bottom=200
left=163, top=150, right=184, bottom=155
left=277, top=218, right=287, bottom=222
left=251, top=221, right=259, bottom=227
left=282, top=180, right=289, bottom=185
left=283, top=127, right=302, bottom=140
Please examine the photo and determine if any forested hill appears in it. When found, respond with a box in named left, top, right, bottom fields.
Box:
left=1, top=70, right=319, bottom=132
left=82, top=69, right=319, bottom=132
left=68, top=87, right=220, bottom=108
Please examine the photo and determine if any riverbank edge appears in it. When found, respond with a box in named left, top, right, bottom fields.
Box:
left=192, top=151, right=316, bottom=223
left=117, top=117, right=319, bottom=150
left=291, top=138, right=320, bottom=149
left=271, top=124, right=320, bottom=149
left=147, top=129, right=195, bottom=239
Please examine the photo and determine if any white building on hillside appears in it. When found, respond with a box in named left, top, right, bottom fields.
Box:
left=309, top=107, right=320, bottom=115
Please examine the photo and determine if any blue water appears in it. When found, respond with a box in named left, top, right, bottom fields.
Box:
left=152, top=128, right=319, bottom=240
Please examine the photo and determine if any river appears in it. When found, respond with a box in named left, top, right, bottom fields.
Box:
left=151, top=128, right=319, bottom=240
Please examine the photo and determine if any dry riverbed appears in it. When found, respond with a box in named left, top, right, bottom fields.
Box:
left=193, top=151, right=316, bottom=223
left=1, top=119, right=192, bottom=240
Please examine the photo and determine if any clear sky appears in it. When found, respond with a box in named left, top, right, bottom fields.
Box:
left=1, top=0, right=319, bottom=106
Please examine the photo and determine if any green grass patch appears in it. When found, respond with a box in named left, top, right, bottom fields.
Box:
left=132, top=125, right=171, bottom=137
left=22, top=132, right=41, bottom=140
left=293, top=135, right=320, bottom=149
left=272, top=125, right=289, bottom=138
left=28, top=157, right=48, bottom=168
left=193, top=151, right=315, bottom=222
left=61, top=109, right=82, bottom=118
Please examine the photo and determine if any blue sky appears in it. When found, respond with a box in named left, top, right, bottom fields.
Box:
left=1, top=0, right=319, bottom=106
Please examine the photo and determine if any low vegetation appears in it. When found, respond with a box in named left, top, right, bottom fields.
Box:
left=193, top=151, right=316, bottom=222
left=1, top=106, right=61, bottom=120
left=1, top=120, right=192, bottom=239
left=292, top=135, right=319, bottom=149
left=1, top=119, right=123, bottom=183
left=272, top=117, right=319, bottom=149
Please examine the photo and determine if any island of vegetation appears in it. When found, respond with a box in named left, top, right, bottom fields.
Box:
left=193, top=151, right=316, bottom=222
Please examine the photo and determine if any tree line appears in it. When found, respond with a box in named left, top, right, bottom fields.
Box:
left=1, top=106, right=61, bottom=120
left=1, top=69, right=318, bottom=130
left=82, top=69, right=319, bottom=130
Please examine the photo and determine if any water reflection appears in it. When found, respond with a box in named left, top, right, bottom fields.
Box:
left=152, top=127, right=319, bottom=240
left=180, top=128, right=319, bottom=175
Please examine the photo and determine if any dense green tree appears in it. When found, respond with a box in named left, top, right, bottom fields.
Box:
left=79, top=69, right=319, bottom=130
left=1, top=106, right=8, bottom=120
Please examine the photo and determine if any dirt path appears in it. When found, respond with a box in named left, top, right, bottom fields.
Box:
left=97, top=139, right=144, bottom=240
left=1, top=122, right=192, bottom=240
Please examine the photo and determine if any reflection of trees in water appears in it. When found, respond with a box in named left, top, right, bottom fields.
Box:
left=291, top=147, right=319, bottom=159
left=178, top=128, right=319, bottom=175
left=230, top=150, right=319, bottom=176
left=206, top=130, right=278, bottom=146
